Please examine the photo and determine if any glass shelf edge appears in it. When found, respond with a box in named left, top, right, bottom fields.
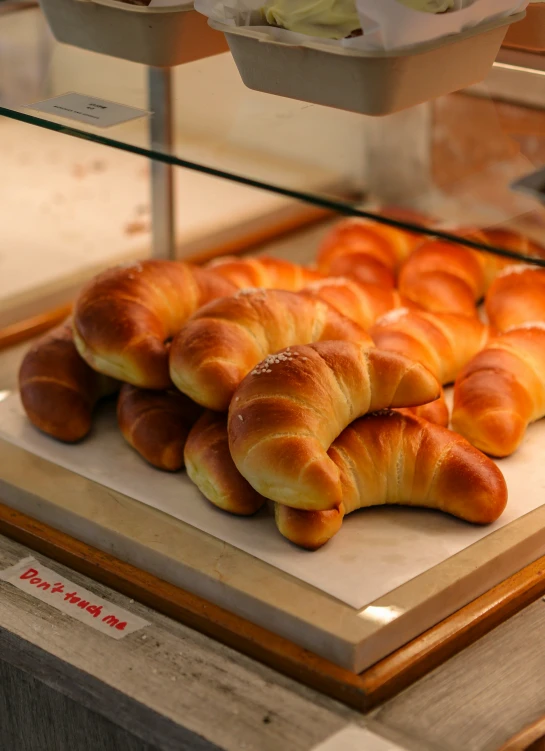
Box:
left=2, top=104, right=545, bottom=267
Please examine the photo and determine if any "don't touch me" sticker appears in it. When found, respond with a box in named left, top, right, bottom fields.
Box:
left=0, top=557, right=150, bottom=639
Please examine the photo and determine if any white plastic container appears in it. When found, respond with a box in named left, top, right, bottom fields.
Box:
left=211, top=12, right=525, bottom=116
left=40, top=0, right=229, bottom=67
left=504, top=3, right=545, bottom=50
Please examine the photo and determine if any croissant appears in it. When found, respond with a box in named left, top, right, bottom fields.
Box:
left=317, top=212, right=429, bottom=276
left=169, top=288, right=370, bottom=411
left=73, top=260, right=235, bottom=389
left=398, top=240, right=484, bottom=317
left=19, top=321, right=118, bottom=443
left=398, top=229, right=544, bottom=317
left=301, top=277, right=410, bottom=331
left=398, top=390, right=450, bottom=428
left=485, top=265, right=545, bottom=333
left=228, top=340, right=440, bottom=511
left=276, top=412, right=508, bottom=549
left=205, top=255, right=322, bottom=290
left=370, top=308, right=489, bottom=385
left=324, top=253, right=396, bottom=288
left=452, top=324, right=545, bottom=457
left=184, top=411, right=265, bottom=516
left=274, top=504, right=345, bottom=551
left=117, top=385, right=201, bottom=472
left=474, top=228, right=545, bottom=288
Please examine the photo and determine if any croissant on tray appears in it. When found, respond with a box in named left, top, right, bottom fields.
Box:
left=324, top=254, right=396, bottom=288
left=398, top=240, right=485, bottom=317
left=185, top=411, right=265, bottom=516
left=397, top=393, right=450, bottom=428
left=181, top=404, right=506, bottom=551
left=398, top=229, right=545, bottom=318
left=302, top=277, right=411, bottom=331
left=169, top=288, right=370, bottom=411
left=452, top=324, right=545, bottom=457
left=486, top=265, right=545, bottom=333
left=73, top=260, right=235, bottom=389
left=370, top=308, right=489, bottom=386
left=19, top=321, right=118, bottom=443
left=474, top=228, right=545, bottom=288
left=205, top=255, right=322, bottom=290
left=117, top=385, right=202, bottom=472
left=317, top=211, right=430, bottom=278
left=228, top=340, right=440, bottom=511
left=276, top=411, right=508, bottom=549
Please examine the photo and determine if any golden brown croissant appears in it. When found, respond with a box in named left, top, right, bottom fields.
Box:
left=301, top=277, right=412, bottom=331
left=452, top=324, right=545, bottom=457
left=169, top=288, right=370, bottom=411
left=370, top=308, right=489, bottom=385
left=19, top=321, right=118, bottom=443
left=117, top=384, right=201, bottom=471
left=399, top=229, right=544, bottom=317
left=398, top=390, right=450, bottom=428
left=398, top=240, right=485, bottom=317
left=73, top=260, right=236, bottom=389
left=485, top=265, right=545, bottom=333
left=276, top=412, right=508, bottom=549
left=317, top=212, right=428, bottom=276
left=473, top=228, right=545, bottom=289
left=228, top=341, right=440, bottom=511
left=205, top=255, right=322, bottom=290
left=323, top=252, right=396, bottom=288
left=184, top=411, right=265, bottom=516
left=274, top=504, right=345, bottom=551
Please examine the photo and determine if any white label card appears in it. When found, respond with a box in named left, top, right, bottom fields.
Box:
left=313, top=726, right=409, bottom=751
left=25, top=92, right=150, bottom=129
left=0, top=557, right=150, bottom=639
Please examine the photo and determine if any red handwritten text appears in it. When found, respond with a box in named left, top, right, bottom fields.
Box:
left=20, top=568, right=127, bottom=630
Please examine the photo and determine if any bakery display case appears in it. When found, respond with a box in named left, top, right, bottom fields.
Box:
left=3, top=0, right=545, bottom=715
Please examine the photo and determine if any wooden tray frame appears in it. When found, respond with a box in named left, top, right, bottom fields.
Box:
left=0, top=500, right=544, bottom=713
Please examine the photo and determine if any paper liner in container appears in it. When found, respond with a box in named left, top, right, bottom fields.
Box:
left=353, top=0, right=529, bottom=51
left=209, top=13, right=525, bottom=116
left=504, top=3, right=545, bottom=50
left=196, top=0, right=529, bottom=50
left=39, top=0, right=228, bottom=67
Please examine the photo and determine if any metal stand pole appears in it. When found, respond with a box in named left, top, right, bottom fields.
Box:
left=362, top=103, right=433, bottom=209
left=148, top=67, right=176, bottom=260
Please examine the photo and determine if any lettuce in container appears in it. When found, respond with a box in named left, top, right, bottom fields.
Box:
left=397, top=0, right=454, bottom=11
left=262, top=0, right=456, bottom=40
left=263, top=0, right=361, bottom=39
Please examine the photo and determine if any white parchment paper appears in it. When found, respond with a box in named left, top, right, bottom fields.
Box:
left=1, top=392, right=544, bottom=610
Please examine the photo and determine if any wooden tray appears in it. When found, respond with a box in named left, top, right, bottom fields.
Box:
left=1, top=498, right=545, bottom=713
left=1, top=436, right=545, bottom=676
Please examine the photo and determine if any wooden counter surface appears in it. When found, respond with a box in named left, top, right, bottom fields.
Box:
left=1, top=512, right=545, bottom=751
